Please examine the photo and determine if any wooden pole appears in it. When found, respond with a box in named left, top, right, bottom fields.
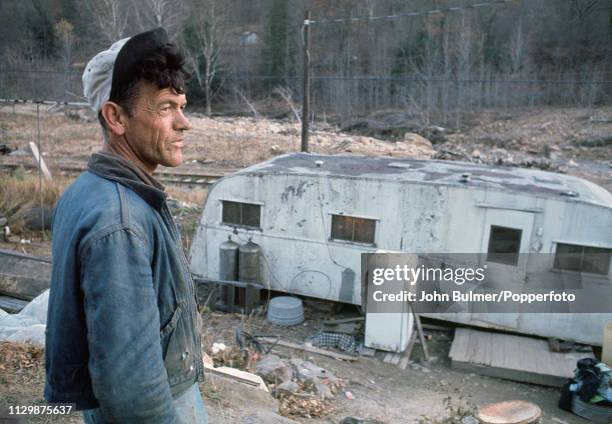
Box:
left=301, top=11, right=311, bottom=153
left=409, top=302, right=430, bottom=361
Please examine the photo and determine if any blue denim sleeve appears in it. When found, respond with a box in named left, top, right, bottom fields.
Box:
left=80, top=227, right=179, bottom=424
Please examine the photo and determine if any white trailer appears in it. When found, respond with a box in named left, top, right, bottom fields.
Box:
left=189, top=153, right=612, bottom=348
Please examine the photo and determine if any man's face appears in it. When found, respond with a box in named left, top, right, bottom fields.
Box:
left=122, top=82, right=192, bottom=173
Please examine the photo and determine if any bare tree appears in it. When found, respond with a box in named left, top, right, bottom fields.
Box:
left=569, top=0, right=600, bottom=22
left=455, top=13, right=473, bottom=126
left=54, top=19, right=77, bottom=101
left=509, top=18, right=525, bottom=74
left=273, top=86, right=301, bottom=123
left=132, top=0, right=186, bottom=40
left=182, top=0, right=226, bottom=116
left=85, top=0, right=129, bottom=44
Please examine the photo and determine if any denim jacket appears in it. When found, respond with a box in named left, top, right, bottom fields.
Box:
left=45, top=152, right=204, bottom=423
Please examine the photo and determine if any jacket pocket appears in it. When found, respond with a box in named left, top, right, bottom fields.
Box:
left=163, top=307, right=195, bottom=383
left=160, top=303, right=183, bottom=339
left=160, top=303, right=183, bottom=360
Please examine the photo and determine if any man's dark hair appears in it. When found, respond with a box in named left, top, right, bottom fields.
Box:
left=113, top=43, right=190, bottom=116
left=99, top=43, right=190, bottom=140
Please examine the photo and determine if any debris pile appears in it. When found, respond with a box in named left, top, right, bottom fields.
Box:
left=186, top=115, right=437, bottom=165
left=0, top=341, right=43, bottom=374
left=209, top=340, right=254, bottom=370
left=433, top=141, right=564, bottom=172
left=0, top=341, right=45, bottom=387
left=255, top=354, right=345, bottom=418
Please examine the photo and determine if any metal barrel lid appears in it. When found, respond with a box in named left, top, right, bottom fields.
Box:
left=476, top=400, right=541, bottom=424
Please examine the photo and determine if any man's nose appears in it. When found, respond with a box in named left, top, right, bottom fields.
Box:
left=176, top=110, right=193, bottom=131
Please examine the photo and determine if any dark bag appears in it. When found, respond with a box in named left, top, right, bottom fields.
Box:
left=559, top=379, right=575, bottom=411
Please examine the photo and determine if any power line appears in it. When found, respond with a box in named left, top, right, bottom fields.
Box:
left=2, top=74, right=611, bottom=88
left=0, top=69, right=82, bottom=76
left=311, top=75, right=612, bottom=85
left=0, top=98, right=89, bottom=107
left=220, top=75, right=612, bottom=85
left=306, top=0, right=513, bottom=25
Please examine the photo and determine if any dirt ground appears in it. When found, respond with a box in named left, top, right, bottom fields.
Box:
left=0, top=310, right=591, bottom=424
left=0, top=104, right=610, bottom=422
left=198, top=310, right=593, bottom=424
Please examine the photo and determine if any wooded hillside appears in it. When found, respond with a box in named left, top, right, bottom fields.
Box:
left=1, top=0, right=610, bottom=127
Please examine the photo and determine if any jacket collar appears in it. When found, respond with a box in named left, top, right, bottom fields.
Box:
left=87, top=151, right=167, bottom=210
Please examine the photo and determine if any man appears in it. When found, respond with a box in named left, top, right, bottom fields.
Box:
left=44, top=28, right=208, bottom=423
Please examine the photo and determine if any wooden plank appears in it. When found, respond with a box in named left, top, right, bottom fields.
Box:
left=0, top=295, right=28, bottom=313
left=0, top=248, right=51, bottom=263
left=29, top=142, right=53, bottom=181
left=410, top=306, right=430, bottom=362
left=0, top=274, right=50, bottom=301
left=603, top=323, right=612, bottom=366
left=202, top=353, right=268, bottom=392
left=192, top=276, right=262, bottom=290
left=322, top=322, right=361, bottom=334
left=0, top=249, right=52, bottom=300
left=384, top=352, right=401, bottom=365
left=421, top=323, right=454, bottom=332
left=322, top=317, right=364, bottom=325
left=450, top=328, right=593, bottom=387
left=259, top=337, right=358, bottom=361
left=399, top=329, right=418, bottom=370
left=206, top=366, right=268, bottom=390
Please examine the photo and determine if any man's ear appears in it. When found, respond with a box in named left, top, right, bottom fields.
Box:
left=100, top=102, right=128, bottom=136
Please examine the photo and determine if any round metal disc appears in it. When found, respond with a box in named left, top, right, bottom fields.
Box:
left=476, top=400, right=542, bottom=424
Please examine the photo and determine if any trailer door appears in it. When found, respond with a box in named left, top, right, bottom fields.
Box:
left=472, top=209, right=535, bottom=330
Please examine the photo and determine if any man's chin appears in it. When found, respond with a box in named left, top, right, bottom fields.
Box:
left=162, top=154, right=183, bottom=168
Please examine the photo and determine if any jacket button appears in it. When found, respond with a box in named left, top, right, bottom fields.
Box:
left=189, top=365, right=195, bottom=372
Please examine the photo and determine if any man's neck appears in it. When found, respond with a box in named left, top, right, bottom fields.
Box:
left=103, top=137, right=156, bottom=175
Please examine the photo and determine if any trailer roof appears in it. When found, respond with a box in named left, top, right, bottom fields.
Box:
left=238, top=153, right=612, bottom=208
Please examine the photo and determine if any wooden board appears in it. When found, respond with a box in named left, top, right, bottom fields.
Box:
left=0, top=295, right=28, bottom=313
left=0, top=274, right=50, bottom=301
left=259, top=337, right=359, bottom=361
left=322, top=322, right=361, bottom=334
left=202, top=352, right=268, bottom=392
left=602, top=322, right=612, bottom=366
left=383, top=352, right=401, bottom=365
left=0, top=249, right=51, bottom=300
left=399, top=329, right=418, bottom=370
left=449, top=328, right=593, bottom=387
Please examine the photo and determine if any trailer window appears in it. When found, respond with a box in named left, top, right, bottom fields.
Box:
left=222, top=201, right=261, bottom=228
left=487, top=225, right=522, bottom=266
left=331, top=215, right=376, bottom=244
left=554, top=243, right=611, bottom=275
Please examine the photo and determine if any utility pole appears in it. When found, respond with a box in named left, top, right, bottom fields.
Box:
left=301, top=11, right=311, bottom=153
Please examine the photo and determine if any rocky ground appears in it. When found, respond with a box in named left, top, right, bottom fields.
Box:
left=1, top=104, right=610, bottom=190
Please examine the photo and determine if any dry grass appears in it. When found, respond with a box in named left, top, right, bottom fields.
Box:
left=0, top=342, right=83, bottom=423
left=166, top=186, right=208, bottom=206
left=416, top=396, right=477, bottom=424
left=0, top=168, right=71, bottom=235
left=0, top=165, right=207, bottom=240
